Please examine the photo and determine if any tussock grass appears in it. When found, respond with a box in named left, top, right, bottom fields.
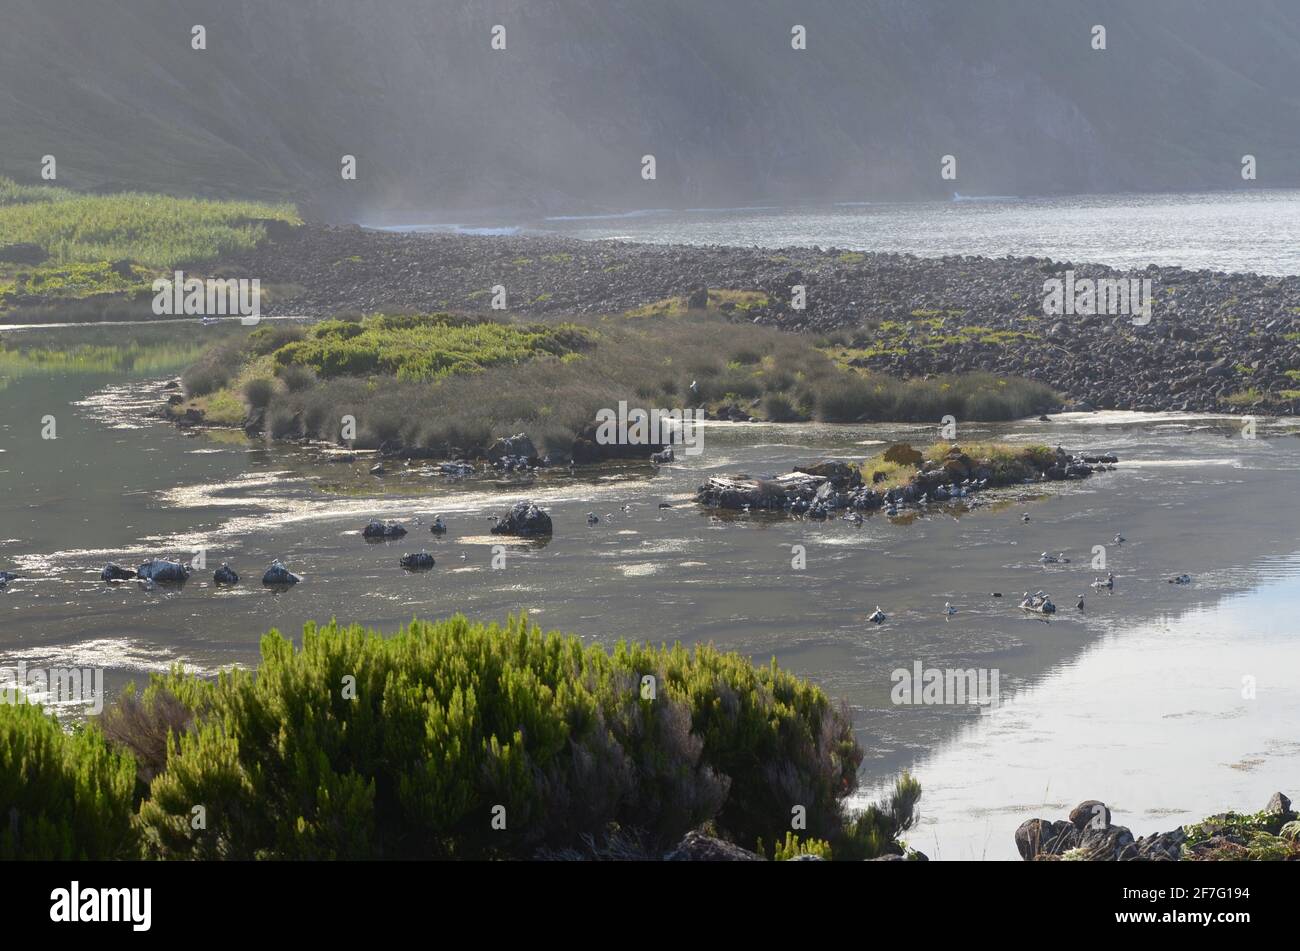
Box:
left=178, top=310, right=1058, bottom=454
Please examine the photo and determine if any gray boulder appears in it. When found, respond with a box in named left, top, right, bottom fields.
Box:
left=486, top=433, right=537, bottom=464
left=490, top=500, right=553, bottom=537
left=262, top=560, right=301, bottom=586
left=1264, top=791, right=1293, bottom=816
left=136, top=559, right=192, bottom=583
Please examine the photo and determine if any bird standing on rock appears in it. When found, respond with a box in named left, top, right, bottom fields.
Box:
left=868, top=606, right=887, bottom=625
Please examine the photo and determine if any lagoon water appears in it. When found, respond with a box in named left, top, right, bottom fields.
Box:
left=387, top=189, right=1300, bottom=276
left=2, top=321, right=1299, bottom=858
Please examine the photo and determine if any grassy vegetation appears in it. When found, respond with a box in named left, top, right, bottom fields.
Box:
left=0, top=176, right=299, bottom=269
left=1223, top=387, right=1264, bottom=406
left=1, top=615, right=921, bottom=860
left=175, top=310, right=1059, bottom=455
left=0, top=177, right=299, bottom=317
left=625, top=288, right=769, bottom=318
left=860, top=441, right=1054, bottom=490
left=1183, top=807, right=1300, bottom=861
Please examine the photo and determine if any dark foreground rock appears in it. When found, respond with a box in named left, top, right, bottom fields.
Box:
left=662, top=831, right=765, bottom=862
left=399, top=551, right=435, bottom=570
left=100, top=563, right=136, bottom=582
left=213, top=563, right=239, bottom=585
left=490, top=500, right=553, bottom=537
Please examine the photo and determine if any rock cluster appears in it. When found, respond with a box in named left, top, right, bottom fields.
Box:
left=697, top=445, right=1113, bottom=519
left=1015, top=793, right=1297, bottom=861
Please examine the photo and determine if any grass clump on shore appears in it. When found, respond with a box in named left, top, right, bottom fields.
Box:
left=0, top=176, right=299, bottom=269
left=0, top=177, right=299, bottom=318
left=1182, top=806, right=1300, bottom=861
left=860, top=440, right=1054, bottom=490
left=272, top=312, right=595, bottom=382
left=173, top=310, right=1058, bottom=457
left=1, top=615, right=920, bottom=861
left=625, top=288, right=769, bottom=318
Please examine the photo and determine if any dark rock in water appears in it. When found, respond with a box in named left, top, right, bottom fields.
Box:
left=663, top=831, right=763, bottom=861
left=100, top=563, right=135, bottom=582
left=490, top=500, right=553, bottom=536
left=136, top=559, right=191, bottom=583
left=262, top=560, right=301, bottom=585
left=363, top=518, right=407, bottom=539
left=399, top=552, right=435, bottom=570
left=213, top=563, right=239, bottom=585
left=0, top=570, right=18, bottom=583
left=658, top=502, right=672, bottom=509
left=486, top=433, right=537, bottom=465
left=651, top=447, right=675, bottom=464
left=0, top=242, right=47, bottom=265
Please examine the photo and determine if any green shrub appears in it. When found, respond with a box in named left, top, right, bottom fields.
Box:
left=0, top=702, right=138, bottom=859
left=763, top=392, right=803, bottom=422
left=243, top=377, right=276, bottom=409
left=834, top=772, right=922, bottom=860
left=181, top=345, right=240, bottom=396
left=136, top=615, right=869, bottom=860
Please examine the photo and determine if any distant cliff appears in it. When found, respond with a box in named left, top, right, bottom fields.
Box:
left=3, top=0, right=1299, bottom=218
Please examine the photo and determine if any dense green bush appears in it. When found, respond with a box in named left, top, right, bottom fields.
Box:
left=271, top=313, right=596, bottom=383
left=134, top=615, right=875, bottom=860
left=0, top=702, right=138, bottom=859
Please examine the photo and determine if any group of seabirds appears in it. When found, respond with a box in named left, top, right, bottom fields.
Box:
left=2, top=511, right=1195, bottom=617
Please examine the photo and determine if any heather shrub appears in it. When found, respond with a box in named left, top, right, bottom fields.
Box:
left=136, top=615, right=872, bottom=860
left=0, top=702, right=138, bottom=859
